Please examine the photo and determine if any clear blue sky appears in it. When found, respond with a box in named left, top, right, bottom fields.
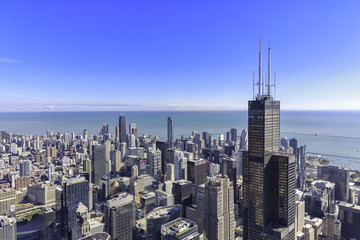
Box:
left=1, top=1, right=360, bottom=111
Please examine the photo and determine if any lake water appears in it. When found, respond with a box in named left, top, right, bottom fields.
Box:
left=1, top=111, right=360, bottom=170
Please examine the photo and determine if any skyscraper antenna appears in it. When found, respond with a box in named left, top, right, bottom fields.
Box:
left=274, top=72, right=277, bottom=99
left=258, top=36, right=262, bottom=98
left=252, top=71, right=255, bottom=100
left=268, top=41, right=271, bottom=96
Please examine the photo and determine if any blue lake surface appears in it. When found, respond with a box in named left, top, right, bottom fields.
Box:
left=1, top=111, right=360, bottom=170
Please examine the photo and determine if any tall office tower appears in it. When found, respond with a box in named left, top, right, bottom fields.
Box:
left=102, top=123, right=109, bottom=136
left=240, top=129, right=248, bottom=150
left=338, top=202, right=360, bottom=240
left=204, top=176, right=235, bottom=240
left=110, top=150, right=122, bottom=172
left=243, top=39, right=296, bottom=240
left=168, top=117, right=174, bottom=148
left=63, top=177, right=89, bottom=236
left=221, top=157, right=237, bottom=201
left=0, top=215, right=16, bottom=240
left=83, top=129, right=88, bottom=141
left=202, top=131, right=212, bottom=149
left=92, top=145, right=108, bottom=186
left=173, top=180, right=193, bottom=217
left=174, top=151, right=187, bottom=181
left=187, top=158, right=207, bottom=185
left=104, top=193, right=136, bottom=240
left=133, top=128, right=139, bottom=139
left=322, top=213, right=341, bottom=240
left=166, top=163, right=175, bottom=182
left=146, top=205, right=182, bottom=240
left=148, top=149, right=162, bottom=181
left=119, top=114, right=127, bottom=143
left=296, top=145, right=306, bottom=190
left=311, top=180, right=335, bottom=218
left=129, top=123, right=136, bottom=135
left=317, top=165, right=350, bottom=202
left=115, top=126, right=120, bottom=143
left=295, top=201, right=305, bottom=237
left=280, top=137, right=289, bottom=149
left=156, top=140, right=168, bottom=176
left=230, top=128, right=237, bottom=142
left=161, top=218, right=200, bottom=240
left=83, top=159, right=92, bottom=183
left=289, top=138, right=298, bottom=158
left=19, top=159, right=31, bottom=176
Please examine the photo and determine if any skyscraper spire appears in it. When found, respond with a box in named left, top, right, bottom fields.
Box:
left=268, top=41, right=271, bottom=96
left=258, top=36, right=262, bottom=98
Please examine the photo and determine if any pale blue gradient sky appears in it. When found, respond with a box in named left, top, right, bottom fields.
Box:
left=1, top=1, right=360, bottom=111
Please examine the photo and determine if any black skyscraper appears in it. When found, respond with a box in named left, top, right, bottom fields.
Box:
left=119, top=115, right=127, bottom=143
left=243, top=39, right=295, bottom=240
left=167, top=117, right=174, bottom=148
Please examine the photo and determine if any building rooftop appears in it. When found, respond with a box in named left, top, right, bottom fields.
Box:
left=312, top=180, right=335, bottom=188
left=106, top=192, right=133, bottom=208
left=162, top=218, right=196, bottom=236
left=339, top=201, right=360, bottom=214
left=67, top=176, right=87, bottom=185
left=147, top=205, right=182, bottom=220
left=79, top=232, right=110, bottom=240
left=87, top=218, right=103, bottom=229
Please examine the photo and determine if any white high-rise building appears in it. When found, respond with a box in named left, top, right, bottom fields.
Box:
left=148, top=150, right=161, bottom=180
left=174, top=150, right=187, bottom=181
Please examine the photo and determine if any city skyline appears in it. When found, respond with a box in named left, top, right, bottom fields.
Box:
left=1, top=1, right=360, bottom=111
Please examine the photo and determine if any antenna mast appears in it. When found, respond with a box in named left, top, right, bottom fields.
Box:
left=268, top=41, right=271, bottom=96
left=258, top=36, right=262, bottom=98
left=274, top=72, right=277, bottom=99
left=252, top=71, right=255, bottom=100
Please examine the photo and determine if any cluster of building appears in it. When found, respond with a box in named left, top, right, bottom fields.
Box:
left=0, top=42, right=359, bottom=240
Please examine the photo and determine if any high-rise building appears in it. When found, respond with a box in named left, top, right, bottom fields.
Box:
left=204, top=176, right=235, bottom=240
left=311, top=180, right=335, bottom=218
left=173, top=180, right=193, bottom=217
left=230, top=128, right=237, bottom=142
left=129, top=123, right=136, bottom=136
left=174, top=151, right=187, bottom=181
left=156, top=140, right=168, bottom=176
left=168, top=117, right=174, bottom=148
left=119, top=115, right=127, bottom=143
left=317, top=165, right=350, bottom=202
left=187, top=158, right=207, bottom=185
left=240, top=129, right=248, bottom=150
left=322, top=213, right=341, bottom=240
left=104, top=193, right=136, bottom=240
left=0, top=215, right=16, bottom=240
left=280, top=137, right=289, bottom=149
left=83, top=159, right=91, bottom=183
left=296, top=145, right=306, bottom=190
left=63, top=177, right=90, bottom=236
left=148, top=149, right=162, bottom=181
left=19, top=159, right=31, bottom=177
left=338, top=201, right=360, bottom=240
left=92, top=145, right=108, bottom=186
left=243, top=39, right=296, bottom=240
left=289, top=138, right=298, bottom=158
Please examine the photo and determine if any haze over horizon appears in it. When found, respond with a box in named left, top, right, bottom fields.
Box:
left=1, top=1, right=360, bottom=111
